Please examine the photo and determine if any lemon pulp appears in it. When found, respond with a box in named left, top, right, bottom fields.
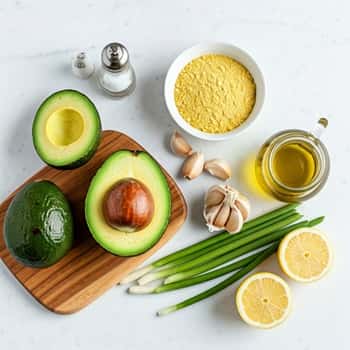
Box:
left=236, top=272, right=291, bottom=328
left=278, top=228, right=332, bottom=282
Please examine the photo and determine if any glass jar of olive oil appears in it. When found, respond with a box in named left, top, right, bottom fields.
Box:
left=256, top=119, right=330, bottom=202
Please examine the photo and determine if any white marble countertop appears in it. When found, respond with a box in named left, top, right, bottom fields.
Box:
left=0, top=0, right=349, bottom=349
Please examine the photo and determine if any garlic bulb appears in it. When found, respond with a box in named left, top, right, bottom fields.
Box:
left=170, top=131, right=193, bottom=157
left=204, top=158, right=232, bottom=180
left=203, top=185, right=250, bottom=234
left=182, top=151, right=204, bottom=180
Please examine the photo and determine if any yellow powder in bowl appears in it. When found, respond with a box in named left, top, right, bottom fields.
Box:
left=174, top=54, right=256, bottom=134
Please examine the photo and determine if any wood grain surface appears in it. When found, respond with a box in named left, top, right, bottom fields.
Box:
left=0, top=130, right=187, bottom=314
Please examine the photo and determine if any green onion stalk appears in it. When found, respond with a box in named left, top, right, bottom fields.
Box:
left=137, top=213, right=302, bottom=285
left=129, top=249, right=267, bottom=294
left=119, top=204, right=299, bottom=284
left=156, top=216, right=324, bottom=316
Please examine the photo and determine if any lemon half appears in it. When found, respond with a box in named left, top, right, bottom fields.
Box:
left=278, top=228, right=332, bottom=282
left=236, top=272, right=292, bottom=329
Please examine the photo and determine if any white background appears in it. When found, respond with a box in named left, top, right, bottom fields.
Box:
left=0, top=0, right=349, bottom=349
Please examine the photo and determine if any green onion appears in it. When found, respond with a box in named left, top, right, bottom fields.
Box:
left=157, top=210, right=298, bottom=271
left=308, top=216, right=325, bottom=226
left=157, top=244, right=277, bottom=316
left=153, top=203, right=298, bottom=267
left=138, top=213, right=302, bottom=285
left=128, top=249, right=267, bottom=295
left=129, top=210, right=298, bottom=285
left=164, top=220, right=308, bottom=284
left=156, top=216, right=324, bottom=316
left=119, top=203, right=298, bottom=284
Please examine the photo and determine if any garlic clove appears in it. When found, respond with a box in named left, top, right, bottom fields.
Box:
left=203, top=203, right=223, bottom=232
left=181, top=152, right=204, bottom=180
left=204, top=159, right=232, bottom=180
left=225, top=206, right=244, bottom=234
left=170, top=131, right=193, bottom=157
left=213, top=202, right=231, bottom=228
left=235, top=194, right=250, bottom=221
left=205, top=185, right=226, bottom=208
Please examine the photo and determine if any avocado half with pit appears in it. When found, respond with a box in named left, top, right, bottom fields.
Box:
left=32, top=90, right=101, bottom=169
left=85, top=150, right=171, bottom=256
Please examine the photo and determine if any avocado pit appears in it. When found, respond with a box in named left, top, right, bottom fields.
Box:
left=103, top=178, right=155, bottom=232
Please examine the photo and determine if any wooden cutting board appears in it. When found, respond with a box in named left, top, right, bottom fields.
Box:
left=0, top=130, right=187, bottom=314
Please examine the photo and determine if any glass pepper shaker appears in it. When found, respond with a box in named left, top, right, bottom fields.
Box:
left=97, top=42, right=136, bottom=98
left=71, top=52, right=95, bottom=79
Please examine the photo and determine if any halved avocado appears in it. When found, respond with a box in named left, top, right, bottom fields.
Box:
left=85, top=150, right=171, bottom=256
left=32, top=90, right=101, bottom=169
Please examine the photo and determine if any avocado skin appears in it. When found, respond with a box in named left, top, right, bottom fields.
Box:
left=32, top=89, right=102, bottom=169
left=4, top=181, right=74, bottom=268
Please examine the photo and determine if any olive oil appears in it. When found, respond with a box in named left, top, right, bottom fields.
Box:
left=255, top=125, right=330, bottom=202
left=272, top=142, right=317, bottom=188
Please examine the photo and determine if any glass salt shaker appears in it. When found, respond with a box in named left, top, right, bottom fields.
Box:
left=97, top=42, right=136, bottom=98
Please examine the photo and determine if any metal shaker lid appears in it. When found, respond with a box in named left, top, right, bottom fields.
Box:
left=101, top=42, right=129, bottom=72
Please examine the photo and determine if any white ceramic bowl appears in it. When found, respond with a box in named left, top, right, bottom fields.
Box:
left=164, top=43, right=265, bottom=141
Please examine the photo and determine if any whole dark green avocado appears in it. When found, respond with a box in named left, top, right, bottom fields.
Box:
left=4, top=181, right=74, bottom=268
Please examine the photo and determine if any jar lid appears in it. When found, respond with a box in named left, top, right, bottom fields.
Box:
left=101, top=42, right=129, bottom=72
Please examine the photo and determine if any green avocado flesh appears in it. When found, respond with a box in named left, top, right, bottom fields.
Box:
left=4, top=181, right=74, bottom=268
left=32, top=89, right=101, bottom=169
left=85, top=150, right=172, bottom=256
